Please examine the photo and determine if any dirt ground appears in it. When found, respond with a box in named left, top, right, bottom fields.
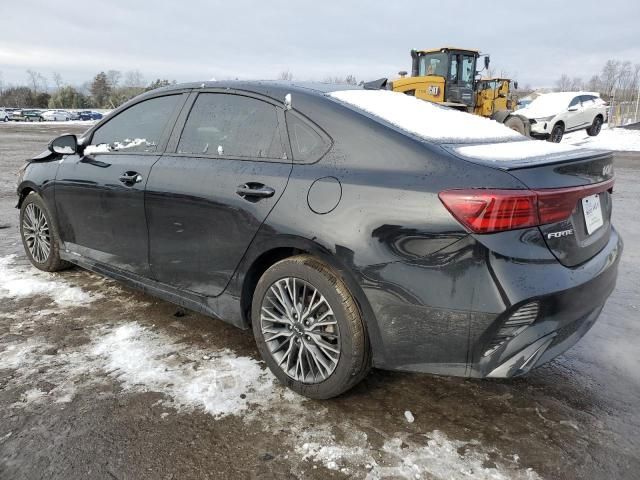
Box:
left=0, top=122, right=638, bottom=480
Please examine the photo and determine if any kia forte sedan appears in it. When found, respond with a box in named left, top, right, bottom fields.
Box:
left=16, top=82, right=622, bottom=399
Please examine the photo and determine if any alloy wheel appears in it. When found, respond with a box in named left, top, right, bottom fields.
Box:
left=22, top=203, right=51, bottom=263
left=260, top=277, right=341, bottom=383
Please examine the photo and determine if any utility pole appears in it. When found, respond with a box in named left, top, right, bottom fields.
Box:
left=635, top=84, right=640, bottom=124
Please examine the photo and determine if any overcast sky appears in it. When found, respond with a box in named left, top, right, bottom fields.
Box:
left=1, top=0, right=639, bottom=89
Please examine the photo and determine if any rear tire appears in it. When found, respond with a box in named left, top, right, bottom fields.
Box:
left=252, top=255, right=371, bottom=399
left=548, top=123, right=564, bottom=143
left=586, top=116, right=603, bottom=136
left=19, top=192, right=70, bottom=272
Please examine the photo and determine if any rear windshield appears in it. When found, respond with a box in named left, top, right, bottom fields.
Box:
left=328, top=89, right=522, bottom=144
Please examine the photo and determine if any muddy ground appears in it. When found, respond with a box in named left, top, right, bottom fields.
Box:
left=0, top=122, right=638, bottom=480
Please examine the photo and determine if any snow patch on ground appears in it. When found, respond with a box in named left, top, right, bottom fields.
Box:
left=294, top=423, right=541, bottom=480
left=564, top=126, right=640, bottom=151
left=0, top=255, right=96, bottom=307
left=92, top=323, right=281, bottom=417
left=328, top=89, right=522, bottom=143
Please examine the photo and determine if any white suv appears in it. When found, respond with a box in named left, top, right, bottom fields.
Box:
left=0, top=108, right=9, bottom=122
left=514, top=92, right=607, bottom=143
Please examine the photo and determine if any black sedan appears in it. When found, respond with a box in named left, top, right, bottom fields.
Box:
left=16, top=82, right=622, bottom=399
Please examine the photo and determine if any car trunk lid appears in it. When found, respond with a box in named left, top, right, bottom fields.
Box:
left=445, top=141, right=614, bottom=267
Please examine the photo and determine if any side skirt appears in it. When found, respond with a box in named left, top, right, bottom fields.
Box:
left=60, top=251, right=246, bottom=329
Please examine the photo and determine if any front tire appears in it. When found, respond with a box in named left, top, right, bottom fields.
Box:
left=252, top=255, right=371, bottom=399
left=587, top=116, right=603, bottom=136
left=19, top=192, right=70, bottom=272
left=548, top=123, right=564, bottom=143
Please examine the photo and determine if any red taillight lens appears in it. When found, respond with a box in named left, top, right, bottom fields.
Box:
left=438, top=190, right=538, bottom=233
left=439, top=179, right=614, bottom=234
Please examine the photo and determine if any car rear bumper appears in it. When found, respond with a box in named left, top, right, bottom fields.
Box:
left=363, top=227, right=622, bottom=378
left=472, top=226, right=622, bottom=378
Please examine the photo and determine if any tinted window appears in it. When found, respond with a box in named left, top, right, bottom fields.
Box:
left=286, top=113, right=330, bottom=163
left=568, top=96, right=581, bottom=108
left=89, top=95, right=181, bottom=153
left=178, top=93, right=284, bottom=159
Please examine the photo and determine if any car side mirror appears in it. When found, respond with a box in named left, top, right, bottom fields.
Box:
left=513, top=81, right=518, bottom=90
left=49, top=134, right=78, bottom=155
left=484, top=56, right=490, bottom=69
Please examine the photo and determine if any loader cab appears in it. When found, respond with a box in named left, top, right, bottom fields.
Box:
left=410, top=47, right=479, bottom=110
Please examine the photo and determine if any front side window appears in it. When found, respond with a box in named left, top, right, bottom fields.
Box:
left=568, top=96, right=582, bottom=108
left=418, top=53, right=448, bottom=77
left=177, top=93, right=284, bottom=159
left=88, top=95, right=181, bottom=153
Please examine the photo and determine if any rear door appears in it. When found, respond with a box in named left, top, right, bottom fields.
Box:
left=566, top=95, right=584, bottom=130
left=54, top=93, right=186, bottom=276
left=145, top=91, right=292, bottom=296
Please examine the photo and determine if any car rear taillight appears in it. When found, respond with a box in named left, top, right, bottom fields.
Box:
left=439, top=179, right=614, bottom=234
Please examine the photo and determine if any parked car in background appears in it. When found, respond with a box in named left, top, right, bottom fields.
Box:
left=78, top=110, right=103, bottom=120
left=8, top=109, right=27, bottom=121
left=23, top=109, right=44, bottom=122
left=0, top=108, right=9, bottom=122
left=67, top=111, right=81, bottom=120
left=41, top=110, right=70, bottom=121
left=515, top=92, right=607, bottom=142
left=16, top=82, right=621, bottom=399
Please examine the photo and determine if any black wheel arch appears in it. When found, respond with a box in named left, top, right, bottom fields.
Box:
left=234, top=234, right=386, bottom=366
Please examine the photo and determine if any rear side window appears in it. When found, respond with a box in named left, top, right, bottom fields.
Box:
left=178, top=93, right=284, bottom=159
left=89, top=95, right=181, bottom=153
left=285, top=112, right=331, bottom=163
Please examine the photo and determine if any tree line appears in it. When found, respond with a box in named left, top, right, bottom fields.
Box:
left=0, top=70, right=176, bottom=109
left=555, top=59, right=640, bottom=102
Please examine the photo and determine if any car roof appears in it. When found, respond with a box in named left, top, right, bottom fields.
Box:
left=143, top=80, right=361, bottom=103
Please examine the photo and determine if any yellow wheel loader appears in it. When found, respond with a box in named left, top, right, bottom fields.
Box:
left=386, top=47, right=530, bottom=135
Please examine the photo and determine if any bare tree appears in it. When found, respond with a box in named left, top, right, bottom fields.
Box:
left=569, top=77, right=583, bottom=91
left=52, top=72, right=63, bottom=91
left=123, top=70, right=145, bottom=88
left=555, top=74, right=572, bottom=91
left=601, top=60, right=620, bottom=97
left=107, top=70, right=122, bottom=89
left=278, top=70, right=293, bottom=81
left=26, top=69, right=40, bottom=93
left=586, top=75, right=600, bottom=92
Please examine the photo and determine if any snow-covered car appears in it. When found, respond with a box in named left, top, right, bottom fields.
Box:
left=0, top=108, right=9, bottom=122
left=41, top=110, right=70, bottom=121
left=514, top=92, right=607, bottom=143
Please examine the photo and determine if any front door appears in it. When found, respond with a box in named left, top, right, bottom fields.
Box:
left=54, top=93, right=186, bottom=276
left=145, top=91, right=292, bottom=296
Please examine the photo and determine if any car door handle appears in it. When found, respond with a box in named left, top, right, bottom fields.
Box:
left=119, top=172, right=143, bottom=185
left=236, top=183, right=275, bottom=199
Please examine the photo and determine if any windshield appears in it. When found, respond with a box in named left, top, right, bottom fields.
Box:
left=418, top=53, right=448, bottom=77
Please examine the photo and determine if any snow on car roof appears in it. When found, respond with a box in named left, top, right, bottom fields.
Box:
left=514, top=91, right=600, bottom=118
left=327, top=89, right=523, bottom=143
